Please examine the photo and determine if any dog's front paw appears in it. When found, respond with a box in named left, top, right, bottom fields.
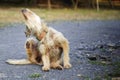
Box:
left=64, top=63, right=72, bottom=69
left=42, top=66, right=50, bottom=71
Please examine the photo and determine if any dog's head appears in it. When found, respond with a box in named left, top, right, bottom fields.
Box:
left=22, top=9, right=48, bottom=40
left=21, top=9, right=43, bottom=35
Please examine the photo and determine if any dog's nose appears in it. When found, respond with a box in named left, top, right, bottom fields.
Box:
left=21, top=9, right=27, bottom=13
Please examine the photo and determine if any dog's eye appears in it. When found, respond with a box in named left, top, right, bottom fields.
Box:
left=26, top=26, right=31, bottom=32
left=24, top=31, right=30, bottom=37
left=26, top=25, right=28, bottom=29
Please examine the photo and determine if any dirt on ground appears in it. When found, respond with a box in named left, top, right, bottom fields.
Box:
left=0, top=20, right=120, bottom=80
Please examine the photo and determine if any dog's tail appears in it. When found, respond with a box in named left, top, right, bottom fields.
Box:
left=6, top=59, right=31, bottom=65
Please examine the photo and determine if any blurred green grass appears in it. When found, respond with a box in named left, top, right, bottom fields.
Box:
left=0, top=7, right=120, bottom=26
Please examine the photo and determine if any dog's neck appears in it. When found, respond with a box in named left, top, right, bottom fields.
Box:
left=36, top=29, right=48, bottom=41
left=36, top=23, right=48, bottom=41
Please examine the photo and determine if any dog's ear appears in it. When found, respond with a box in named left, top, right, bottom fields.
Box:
left=24, top=26, right=31, bottom=37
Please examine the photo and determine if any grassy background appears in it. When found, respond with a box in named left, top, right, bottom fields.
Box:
left=0, top=7, right=120, bottom=26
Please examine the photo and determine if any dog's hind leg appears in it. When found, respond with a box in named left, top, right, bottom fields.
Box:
left=6, top=59, right=31, bottom=65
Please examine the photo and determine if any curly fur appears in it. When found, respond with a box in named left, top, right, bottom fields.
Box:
left=6, top=9, right=72, bottom=71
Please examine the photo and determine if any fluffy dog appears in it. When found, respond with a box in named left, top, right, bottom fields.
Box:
left=7, top=9, right=72, bottom=71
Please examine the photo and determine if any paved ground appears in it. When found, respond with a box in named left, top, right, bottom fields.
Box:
left=0, top=20, right=120, bottom=80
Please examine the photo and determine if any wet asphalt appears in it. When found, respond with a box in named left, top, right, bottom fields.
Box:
left=0, top=20, right=120, bottom=80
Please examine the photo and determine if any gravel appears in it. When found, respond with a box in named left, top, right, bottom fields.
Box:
left=0, top=20, right=120, bottom=80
